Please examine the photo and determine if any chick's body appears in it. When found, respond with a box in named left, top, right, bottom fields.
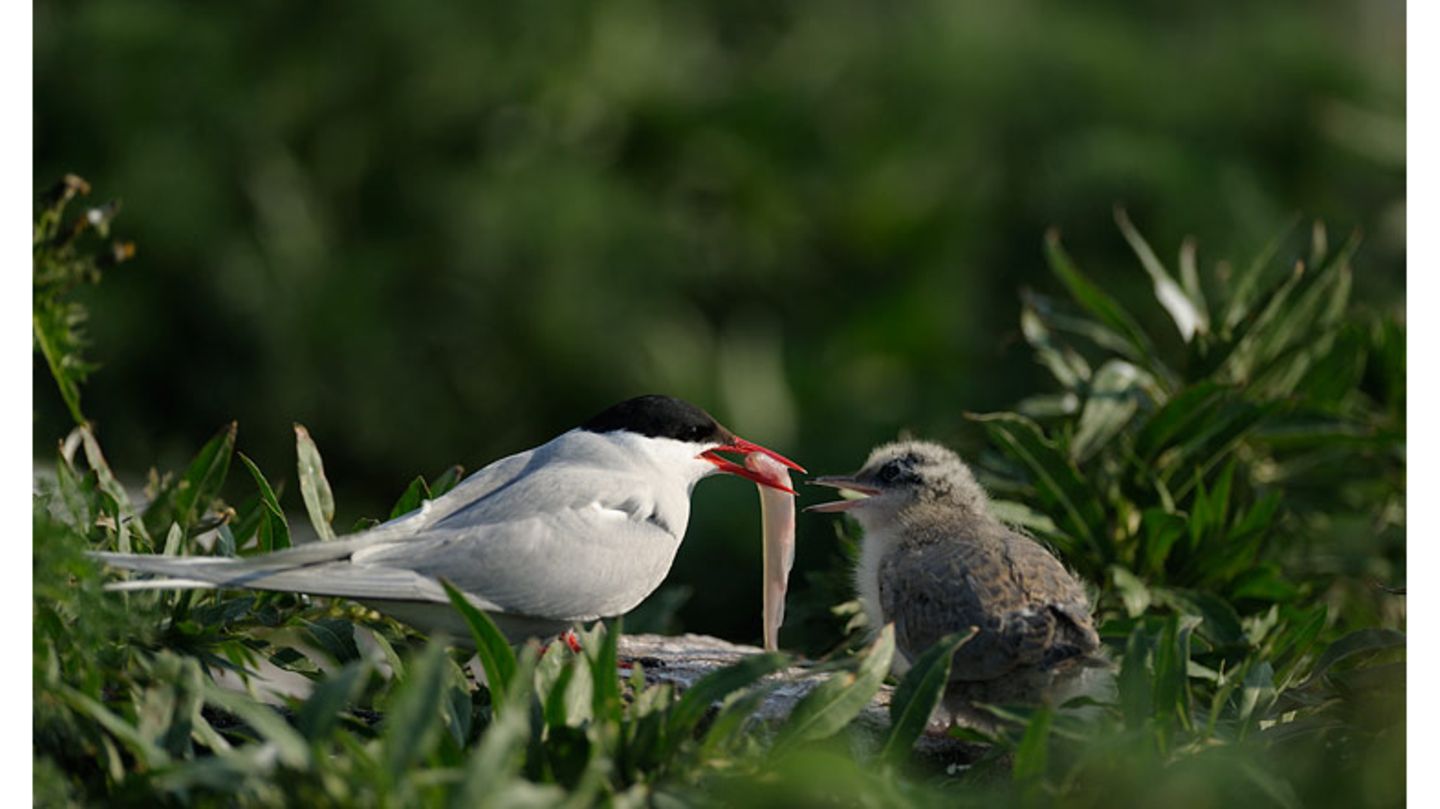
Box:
left=812, top=441, right=1104, bottom=729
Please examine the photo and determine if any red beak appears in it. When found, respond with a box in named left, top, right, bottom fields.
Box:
left=701, top=437, right=805, bottom=495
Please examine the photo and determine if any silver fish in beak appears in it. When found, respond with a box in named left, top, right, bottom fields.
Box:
left=746, top=452, right=796, bottom=652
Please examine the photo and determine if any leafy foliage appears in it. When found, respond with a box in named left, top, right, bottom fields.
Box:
left=33, top=175, right=134, bottom=426
left=33, top=188, right=1402, bottom=806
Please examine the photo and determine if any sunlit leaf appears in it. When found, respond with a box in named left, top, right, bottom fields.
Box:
left=294, top=424, right=337, bottom=542
left=1072, top=360, right=1151, bottom=462
left=1116, top=207, right=1207, bottom=341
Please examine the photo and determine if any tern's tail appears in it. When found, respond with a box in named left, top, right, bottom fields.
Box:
left=89, top=547, right=453, bottom=605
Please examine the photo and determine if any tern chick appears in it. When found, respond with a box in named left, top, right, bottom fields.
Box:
left=808, top=440, right=1104, bottom=730
left=94, top=395, right=802, bottom=644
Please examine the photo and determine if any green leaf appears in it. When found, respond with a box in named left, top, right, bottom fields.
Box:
left=1152, top=614, right=1201, bottom=741
left=57, top=684, right=172, bottom=769
left=775, top=624, right=894, bottom=748
left=1118, top=625, right=1152, bottom=730
left=666, top=651, right=788, bottom=751
left=880, top=629, right=976, bottom=764
left=1139, top=509, right=1186, bottom=577
left=1020, top=297, right=1091, bottom=389
left=294, top=424, right=337, bottom=542
left=76, top=425, right=149, bottom=544
left=1044, top=229, right=1159, bottom=372
left=969, top=411, right=1110, bottom=562
left=1011, top=707, right=1052, bottom=786
left=451, top=646, right=542, bottom=809
left=201, top=681, right=310, bottom=769
left=587, top=619, right=623, bottom=724
left=33, top=303, right=91, bottom=425
left=389, top=476, right=432, bottom=520
left=699, top=683, right=781, bottom=757
left=238, top=453, right=291, bottom=552
left=1116, top=207, right=1207, bottom=341
left=441, top=579, right=517, bottom=705
left=381, top=640, right=451, bottom=780
left=1134, top=382, right=1227, bottom=463
left=1298, top=628, right=1405, bottom=689
left=301, top=618, right=362, bottom=664
left=1178, top=237, right=1208, bottom=329
left=296, top=661, right=370, bottom=740
left=1072, top=359, right=1151, bottom=462
left=144, top=422, right=237, bottom=537
left=430, top=465, right=465, bottom=497
left=1110, top=566, right=1151, bottom=618
left=1221, top=216, right=1299, bottom=332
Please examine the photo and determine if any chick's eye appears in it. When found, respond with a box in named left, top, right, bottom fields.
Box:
left=877, top=461, right=901, bottom=483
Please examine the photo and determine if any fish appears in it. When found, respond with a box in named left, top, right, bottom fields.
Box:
left=747, top=452, right=796, bottom=652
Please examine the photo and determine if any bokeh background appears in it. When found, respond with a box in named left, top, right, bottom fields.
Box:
left=34, top=0, right=1404, bottom=647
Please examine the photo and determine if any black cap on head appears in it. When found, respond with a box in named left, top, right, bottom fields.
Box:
left=580, top=394, right=731, bottom=444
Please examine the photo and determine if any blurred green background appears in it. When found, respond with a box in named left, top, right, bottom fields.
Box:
left=33, top=0, right=1404, bottom=645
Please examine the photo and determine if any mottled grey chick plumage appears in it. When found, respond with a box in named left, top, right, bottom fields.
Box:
left=808, top=440, right=1105, bottom=730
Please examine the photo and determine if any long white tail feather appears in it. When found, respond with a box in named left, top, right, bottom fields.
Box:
left=104, top=578, right=219, bottom=592
left=88, top=550, right=503, bottom=611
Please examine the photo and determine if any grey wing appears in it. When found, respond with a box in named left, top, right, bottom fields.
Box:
left=998, top=533, right=1100, bottom=665
left=355, top=497, right=682, bottom=622
left=365, top=446, right=538, bottom=537
left=879, top=532, right=1097, bottom=681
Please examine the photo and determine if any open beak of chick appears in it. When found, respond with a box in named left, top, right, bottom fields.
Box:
left=803, top=476, right=882, bottom=513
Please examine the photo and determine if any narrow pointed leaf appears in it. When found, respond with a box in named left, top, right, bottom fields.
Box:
left=441, top=578, right=517, bottom=703
left=1045, top=229, right=1158, bottom=370
left=201, top=682, right=310, bottom=769
left=389, top=476, right=432, bottom=520
left=144, top=422, right=236, bottom=537
left=294, top=424, right=337, bottom=542
left=1011, top=707, right=1052, bottom=785
left=776, top=624, right=894, bottom=748
left=969, top=411, right=1109, bottom=561
left=666, top=652, right=788, bottom=748
left=381, top=641, right=450, bottom=779
left=296, top=661, right=370, bottom=740
left=238, top=453, right=291, bottom=552
left=1116, top=208, right=1206, bottom=341
left=1072, top=360, right=1151, bottom=462
left=881, top=628, right=976, bottom=764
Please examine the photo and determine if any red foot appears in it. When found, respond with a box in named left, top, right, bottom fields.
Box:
left=563, top=629, right=582, bottom=654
